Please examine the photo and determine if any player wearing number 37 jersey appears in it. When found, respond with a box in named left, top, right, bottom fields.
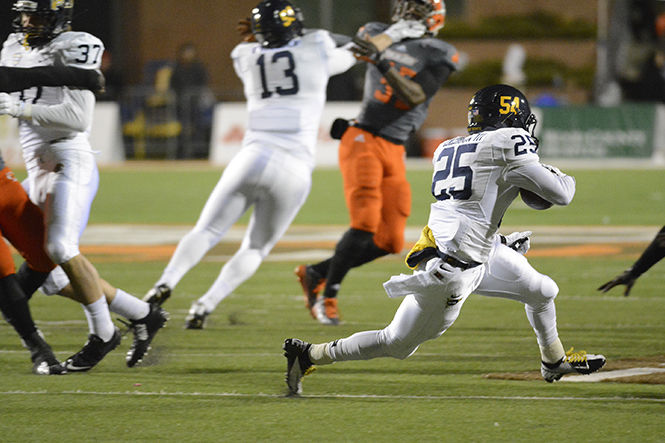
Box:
left=144, top=0, right=357, bottom=328
left=283, top=85, right=606, bottom=395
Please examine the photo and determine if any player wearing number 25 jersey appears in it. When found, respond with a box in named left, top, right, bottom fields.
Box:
left=144, top=0, right=357, bottom=329
left=283, top=85, right=606, bottom=396
left=297, top=0, right=458, bottom=325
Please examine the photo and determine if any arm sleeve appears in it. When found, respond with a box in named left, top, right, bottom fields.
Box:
left=0, top=66, right=102, bottom=92
left=503, top=162, right=576, bottom=206
left=29, top=88, right=94, bottom=132
left=412, top=64, right=453, bottom=98
left=327, top=43, right=357, bottom=76
left=630, top=226, right=665, bottom=277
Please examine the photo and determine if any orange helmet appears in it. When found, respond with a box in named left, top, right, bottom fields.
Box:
left=392, top=0, right=446, bottom=36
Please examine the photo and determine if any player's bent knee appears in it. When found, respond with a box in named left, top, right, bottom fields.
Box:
left=526, top=274, right=558, bottom=304
left=45, top=239, right=79, bottom=265
left=540, top=275, right=559, bottom=301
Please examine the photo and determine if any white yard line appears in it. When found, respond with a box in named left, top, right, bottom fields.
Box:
left=0, top=389, right=663, bottom=403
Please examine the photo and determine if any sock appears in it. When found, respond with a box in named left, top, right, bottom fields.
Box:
left=540, top=337, right=565, bottom=364
left=324, top=229, right=384, bottom=299
left=15, top=262, right=50, bottom=301
left=310, top=259, right=332, bottom=279
left=108, top=288, right=150, bottom=321
left=199, top=248, right=263, bottom=312
left=82, top=297, right=115, bottom=342
left=160, top=228, right=219, bottom=289
left=0, top=274, right=38, bottom=338
left=309, top=343, right=333, bottom=365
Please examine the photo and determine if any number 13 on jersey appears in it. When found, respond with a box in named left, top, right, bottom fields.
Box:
left=431, top=142, right=478, bottom=201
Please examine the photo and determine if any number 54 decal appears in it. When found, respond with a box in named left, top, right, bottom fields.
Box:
left=431, top=143, right=477, bottom=201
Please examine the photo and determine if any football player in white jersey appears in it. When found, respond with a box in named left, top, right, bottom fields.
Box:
left=144, top=0, right=357, bottom=329
left=283, top=84, right=607, bottom=395
left=0, top=0, right=168, bottom=372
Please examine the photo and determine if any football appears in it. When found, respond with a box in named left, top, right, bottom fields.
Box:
left=520, top=188, right=553, bottom=210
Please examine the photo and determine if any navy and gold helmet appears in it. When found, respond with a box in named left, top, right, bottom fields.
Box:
left=12, top=0, right=74, bottom=47
left=250, top=0, right=304, bottom=48
left=467, top=84, right=537, bottom=135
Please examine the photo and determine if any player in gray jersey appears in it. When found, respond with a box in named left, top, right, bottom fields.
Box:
left=296, top=0, right=459, bottom=325
left=283, top=85, right=606, bottom=395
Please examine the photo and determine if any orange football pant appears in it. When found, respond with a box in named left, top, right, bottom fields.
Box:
left=0, top=167, right=55, bottom=278
left=338, top=126, right=411, bottom=254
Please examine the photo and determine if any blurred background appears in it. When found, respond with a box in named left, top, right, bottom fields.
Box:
left=1, top=0, right=665, bottom=165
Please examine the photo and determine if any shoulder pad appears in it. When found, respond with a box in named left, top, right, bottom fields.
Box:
left=1, top=34, right=22, bottom=57
left=418, top=38, right=459, bottom=70
left=488, top=128, right=539, bottom=161
left=231, top=42, right=258, bottom=59
left=302, top=29, right=330, bottom=42
left=51, top=32, right=105, bottom=69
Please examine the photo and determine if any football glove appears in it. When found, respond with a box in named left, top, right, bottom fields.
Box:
left=501, top=231, right=532, bottom=255
left=383, top=19, right=427, bottom=43
left=0, top=93, right=27, bottom=118
left=351, top=35, right=381, bottom=64
left=598, top=269, right=637, bottom=297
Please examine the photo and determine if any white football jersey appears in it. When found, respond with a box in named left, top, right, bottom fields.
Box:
left=428, top=127, right=575, bottom=263
left=231, top=30, right=356, bottom=166
left=0, top=32, right=103, bottom=150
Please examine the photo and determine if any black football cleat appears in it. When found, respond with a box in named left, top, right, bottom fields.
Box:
left=143, top=284, right=172, bottom=306
left=184, top=301, right=209, bottom=330
left=126, top=304, right=169, bottom=367
left=283, top=338, right=315, bottom=395
left=23, top=330, right=66, bottom=375
left=64, top=327, right=122, bottom=372
left=541, top=348, right=606, bottom=382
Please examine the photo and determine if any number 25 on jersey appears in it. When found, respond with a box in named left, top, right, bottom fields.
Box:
left=431, top=142, right=477, bottom=201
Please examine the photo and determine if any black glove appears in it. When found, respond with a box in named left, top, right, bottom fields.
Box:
left=597, top=269, right=637, bottom=297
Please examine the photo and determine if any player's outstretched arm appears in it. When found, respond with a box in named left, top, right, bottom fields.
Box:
left=0, top=66, right=104, bottom=93
left=598, top=225, right=665, bottom=296
left=598, top=270, right=637, bottom=297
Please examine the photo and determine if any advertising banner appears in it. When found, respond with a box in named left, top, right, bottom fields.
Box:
left=209, top=102, right=362, bottom=166
left=537, top=104, right=657, bottom=158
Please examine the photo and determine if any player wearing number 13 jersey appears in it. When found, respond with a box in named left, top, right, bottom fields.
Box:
left=296, top=0, right=458, bottom=325
left=144, top=0, right=357, bottom=328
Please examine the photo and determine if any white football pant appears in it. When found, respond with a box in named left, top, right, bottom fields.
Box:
left=23, top=145, right=99, bottom=295
left=158, top=142, right=312, bottom=311
left=328, top=244, right=560, bottom=361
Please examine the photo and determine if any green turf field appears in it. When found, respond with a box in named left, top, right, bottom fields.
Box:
left=1, top=165, right=664, bottom=442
